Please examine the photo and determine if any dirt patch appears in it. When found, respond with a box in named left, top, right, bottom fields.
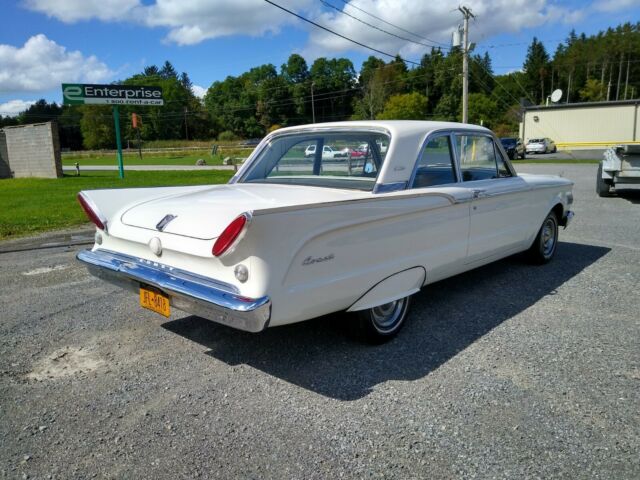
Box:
left=26, top=346, right=105, bottom=381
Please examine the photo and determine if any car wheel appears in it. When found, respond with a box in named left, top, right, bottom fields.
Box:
left=520, top=152, right=526, bottom=159
left=355, top=295, right=412, bottom=344
left=527, top=211, right=558, bottom=265
left=596, top=163, right=611, bottom=197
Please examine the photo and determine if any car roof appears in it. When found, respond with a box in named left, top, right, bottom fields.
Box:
left=266, top=120, right=494, bottom=185
left=273, top=120, right=490, bottom=139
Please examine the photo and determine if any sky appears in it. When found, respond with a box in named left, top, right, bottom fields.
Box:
left=1, top=0, right=639, bottom=116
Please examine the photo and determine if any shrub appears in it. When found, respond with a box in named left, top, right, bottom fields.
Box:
left=218, top=130, right=238, bottom=142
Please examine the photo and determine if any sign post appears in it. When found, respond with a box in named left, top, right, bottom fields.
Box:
left=62, top=84, right=164, bottom=179
left=113, top=105, right=124, bottom=178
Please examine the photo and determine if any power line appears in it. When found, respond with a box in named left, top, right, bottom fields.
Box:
left=262, top=0, right=422, bottom=66
left=338, top=0, right=449, bottom=47
left=320, top=0, right=447, bottom=51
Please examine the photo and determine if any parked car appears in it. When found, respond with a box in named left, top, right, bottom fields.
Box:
left=304, top=144, right=347, bottom=159
left=597, top=144, right=640, bottom=197
left=526, top=137, right=557, bottom=154
left=76, top=121, right=574, bottom=343
left=500, top=137, right=525, bottom=160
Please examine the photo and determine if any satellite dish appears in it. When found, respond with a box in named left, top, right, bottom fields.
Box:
left=551, top=89, right=563, bottom=103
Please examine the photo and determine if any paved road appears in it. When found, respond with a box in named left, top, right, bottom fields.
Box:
left=1, top=164, right=638, bottom=478
left=518, top=148, right=604, bottom=161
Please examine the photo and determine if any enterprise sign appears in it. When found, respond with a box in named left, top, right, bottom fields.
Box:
left=62, top=83, right=164, bottom=106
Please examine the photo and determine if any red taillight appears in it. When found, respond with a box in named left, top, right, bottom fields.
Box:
left=77, top=193, right=106, bottom=231
left=212, top=214, right=248, bottom=257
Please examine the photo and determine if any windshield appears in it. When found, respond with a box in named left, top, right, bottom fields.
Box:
left=239, top=131, right=390, bottom=191
left=500, top=138, right=516, bottom=146
left=528, top=138, right=543, bottom=143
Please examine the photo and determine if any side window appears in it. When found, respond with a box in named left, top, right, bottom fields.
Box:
left=456, top=134, right=499, bottom=182
left=495, top=145, right=512, bottom=178
left=412, top=135, right=457, bottom=188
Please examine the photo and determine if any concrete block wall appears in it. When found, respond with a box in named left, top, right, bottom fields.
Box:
left=0, top=130, right=10, bottom=178
left=1, top=122, right=62, bottom=178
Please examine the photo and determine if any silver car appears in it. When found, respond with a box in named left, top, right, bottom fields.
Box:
left=526, top=138, right=557, bottom=154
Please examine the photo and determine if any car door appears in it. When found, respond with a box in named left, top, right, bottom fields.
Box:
left=406, top=132, right=471, bottom=282
left=454, top=132, right=532, bottom=263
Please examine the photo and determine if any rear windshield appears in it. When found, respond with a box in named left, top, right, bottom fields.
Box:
left=529, top=138, right=543, bottom=143
left=239, top=131, right=390, bottom=191
left=501, top=138, right=516, bottom=145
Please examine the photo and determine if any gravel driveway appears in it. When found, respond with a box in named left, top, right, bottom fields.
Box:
left=1, top=164, right=638, bottom=479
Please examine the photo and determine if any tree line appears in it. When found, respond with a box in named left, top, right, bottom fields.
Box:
left=1, top=21, right=638, bottom=149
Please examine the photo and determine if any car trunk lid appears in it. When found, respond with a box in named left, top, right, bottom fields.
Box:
left=119, top=183, right=368, bottom=240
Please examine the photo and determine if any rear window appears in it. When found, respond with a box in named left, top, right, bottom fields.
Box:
left=239, top=131, right=390, bottom=191
left=529, top=138, right=543, bottom=143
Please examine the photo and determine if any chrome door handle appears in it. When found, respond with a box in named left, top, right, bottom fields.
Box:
left=472, top=189, right=487, bottom=199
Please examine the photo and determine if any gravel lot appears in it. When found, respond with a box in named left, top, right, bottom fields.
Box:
left=1, top=164, right=638, bottom=479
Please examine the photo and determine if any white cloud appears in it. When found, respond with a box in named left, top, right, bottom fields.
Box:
left=24, top=0, right=314, bottom=45
left=0, top=99, right=36, bottom=116
left=191, top=84, right=207, bottom=98
left=0, top=34, right=113, bottom=93
left=593, top=0, right=640, bottom=12
left=21, top=0, right=601, bottom=58
left=24, top=0, right=141, bottom=23
left=304, top=0, right=566, bottom=60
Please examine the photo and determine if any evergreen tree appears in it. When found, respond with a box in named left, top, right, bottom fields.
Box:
left=523, top=37, right=550, bottom=103
left=159, top=61, right=177, bottom=79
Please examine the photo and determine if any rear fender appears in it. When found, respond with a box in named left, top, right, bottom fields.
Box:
left=347, top=267, right=426, bottom=312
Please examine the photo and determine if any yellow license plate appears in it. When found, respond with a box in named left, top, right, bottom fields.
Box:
left=140, top=287, right=171, bottom=317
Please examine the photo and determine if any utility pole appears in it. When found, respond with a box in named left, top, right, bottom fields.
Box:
left=184, top=107, right=189, bottom=140
left=458, top=6, right=474, bottom=124
left=311, top=81, right=316, bottom=123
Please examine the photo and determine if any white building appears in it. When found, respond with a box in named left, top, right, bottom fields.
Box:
left=520, top=100, right=640, bottom=150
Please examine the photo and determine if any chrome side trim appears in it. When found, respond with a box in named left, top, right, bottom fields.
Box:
left=252, top=190, right=457, bottom=216
left=77, top=249, right=271, bottom=333
left=373, top=181, right=407, bottom=194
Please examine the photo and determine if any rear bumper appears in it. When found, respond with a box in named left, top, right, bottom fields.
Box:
left=77, top=249, right=271, bottom=333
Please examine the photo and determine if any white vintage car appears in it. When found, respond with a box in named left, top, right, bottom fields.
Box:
left=77, top=121, right=574, bottom=342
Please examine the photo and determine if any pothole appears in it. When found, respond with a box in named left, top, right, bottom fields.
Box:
left=26, top=346, right=105, bottom=381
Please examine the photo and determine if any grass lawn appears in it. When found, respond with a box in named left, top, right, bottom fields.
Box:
left=62, top=153, right=225, bottom=166
left=515, top=158, right=599, bottom=164
left=0, top=170, right=234, bottom=240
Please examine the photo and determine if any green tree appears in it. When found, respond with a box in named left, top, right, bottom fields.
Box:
left=281, top=54, right=309, bottom=83
left=523, top=37, right=550, bottom=103
left=16, top=99, right=62, bottom=124
left=79, top=105, right=114, bottom=149
left=310, top=57, right=356, bottom=121
left=579, top=78, right=606, bottom=101
left=468, top=93, right=499, bottom=127
left=377, top=92, right=428, bottom=120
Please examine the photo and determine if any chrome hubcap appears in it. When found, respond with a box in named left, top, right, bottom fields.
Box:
left=541, top=218, right=556, bottom=256
left=371, top=298, right=406, bottom=332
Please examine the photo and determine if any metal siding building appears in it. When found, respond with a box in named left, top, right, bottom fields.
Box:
left=520, top=100, right=640, bottom=150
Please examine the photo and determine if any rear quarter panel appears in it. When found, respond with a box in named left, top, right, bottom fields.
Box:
left=237, top=191, right=470, bottom=326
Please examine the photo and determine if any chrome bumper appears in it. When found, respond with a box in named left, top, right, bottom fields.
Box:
left=77, top=249, right=271, bottom=332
